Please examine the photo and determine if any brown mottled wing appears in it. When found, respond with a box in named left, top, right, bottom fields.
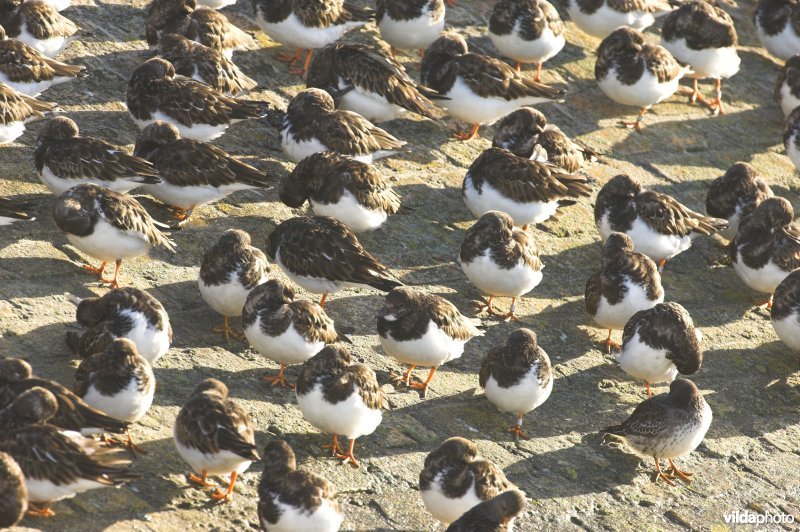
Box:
left=148, top=138, right=246, bottom=187
left=469, top=460, right=510, bottom=500
left=159, top=76, right=264, bottom=126
left=193, top=52, right=256, bottom=95
left=319, top=111, right=405, bottom=155
left=0, top=84, right=54, bottom=124
left=283, top=470, right=338, bottom=513
left=295, top=0, right=372, bottom=27
left=180, top=397, right=258, bottom=459
left=642, top=44, right=684, bottom=83
left=189, top=8, right=255, bottom=51
left=469, top=148, right=570, bottom=203
left=0, top=40, right=58, bottom=81
left=453, top=53, right=564, bottom=101
left=478, top=345, right=502, bottom=388
left=773, top=222, right=800, bottom=271
left=584, top=269, right=601, bottom=316
left=39, top=138, right=156, bottom=181
left=97, top=191, right=175, bottom=251
left=635, top=190, right=725, bottom=237
left=428, top=296, right=480, bottom=342
left=321, top=159, right=401, bottom=213
left=326, top=364, right=384, bottom=409
left=14, top=2, right=78, bottom=39
left=290, top=300, right=340, bottom=344
left=603, top=395, right=670, bottom=437
left=0, top=196, right=33, bottom=221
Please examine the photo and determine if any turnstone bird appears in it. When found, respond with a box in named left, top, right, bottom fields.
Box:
left=251, top=0, right=374, bottom=75
left=566, top=0, right=673, bottom=39
left=296, top=345, right=383, bottom=467
left=459, top=211, right=543, bottom=320
left=783, top=106, right=800, bottom=171
left=65, top=287, right=173, bottom=364
left=34, top=116, right=160, bottom=195
left=754, top=0, right=800, bottom=61
left=420, top=437, right=513, bottom=526
left=126, top=58, right=269, bottom=142
left=0, top=357, right=128, bottom=436
left=0, top=24, right=83, bottom=96
left=661, top=1, right=740, bottom=116
left=281, top=88, right=406, bottom=163
left=617, top=302, right=702, bottom=397
left=0, top=452, right=26, bottom=528
left=174, top=378, right=260, bottom=501
left=446, top=490, right=527, bottom=532
left=731, top=197, right=800, bottom=307
left=266, top=215, right=402, bottom=306
left=594, top=174, right=727, bottom=270
left=595, top=27, right=689, bottom=132
left=771, top=269, right=800, bottom=350
left=421, top=32, right=565, bottom=140
left=602, top=378, right=712, bottom=486
left=146, top=0, right=256, bottom=59
left=257, top=440, right=344, bottom=531
left=133, top=121, right=272, bottom=219
left=377, top=286, right=483, bottom=398
left=706, top=162, right=774, bottom=241
left=479, top=328, right=552, bottom=440
left=306, top=42, right=446, bottom=122
left=155, top=33, right=257, bottom=96
left=376, top=0, right=445, bottom=58
left=74, top=338, right=156, bottom=452
left=0, top=195, right=35, bottom=224
left=585, top=232, right=663, bottom=352
left=0, top=82, right=55, bottom=144
left=488, top=0, right=566, bottom=81
left=52, top=183, right=176, bottom=288
left=492, top=107, right=598, bottom=172
left=462, top=147, right=591, bottom=228
left=243, top=279, right=346, bottom=389
left=1, top=0, right=78, bottom=56
left=280, top=151, right=402, bottom=232
left=199, top=229, right=269, bottom=341
left=0, top=387, right=139, bottom=516
left=776, top=54, right=800, bottom=116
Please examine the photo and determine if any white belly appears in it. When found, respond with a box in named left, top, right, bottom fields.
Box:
left=779, top=82, right=800, bottom=117
left=264, top=498, right=343, bottom=532
left=34, top=0, right=71, bottom=11
left=439, top=77, right=553, bottom=125
left=772, top=312, right=800, bottom=351
left=17, top=24, right=68, bottom=57
left=421, top=476, right=483, bottom=525
left=245, top=318, right=324, bottom=365
left=275, top=249, right=343, bottom=294
left=648, top=402, right=712, bottom=459
left=255, top=10, right=361, bottom=49
left=567, top=1, right=657, bottom=38
left=296, top=383, right=382, bottom=439
left=0, top=69, right=69, bottom=97
left=757, top=22, right=800, bottom=61
left=174, top=434, right=253, bottom=476
left=463, top=174, right=560, bottom=226
left=616, top=329, right=678, bottom=384
left=195, top=0, right=236, bottom=9
left=598, top=66, right=682, bottom=109
left=662, top=38, right=739, bottom=80
left=489, top=23, right=565, bottom=64
left=461, top=251, right=543, bottom=298
left=593, top=278, right=663, bottom=330
left=132, top=111, right=230, bottom=142
left=626, top=217, right=692, bottom=261
left=142, top=181, right=249, bottom=210
left=339, top=87, right=404, bottom=123
left=40, top=164, right=142, bottom=195
left=121, top=309, right=171, bottom=364
left=787, top=132, right=800, bottom=173
left=25, top=476, right=107, bottom=503
left=82, top=377, right=154, bottom=423
left=310, top=190, right=388, bottom=232
left=198, top=272, right=260, bottom=317
left=378, top=7, right=445, bottom=51
left=379, top=319, right=467, bottom=367
left=0, top=121, right=26, bottom=144
left=732, top=256, right=790, bottom=294
left=67, top=219, right=151, bottom=262
left=280, top=127, right=331, bottom=163
left=484, top=363, right=553, bottom=415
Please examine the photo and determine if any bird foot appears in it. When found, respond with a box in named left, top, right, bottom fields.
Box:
left=261, top=373, right=295, bottom=389
left=498, top=310, right=519, bottom=322
left=277, top=50, right=301, bottom=64
left=100, top=277, right=120, bottom=289
left=124, top=436, right=148, bottom=456
left=321, top=439, right=343, bottom=457
left=212, top=322, right=244, bottom=342
left=618, top=120, right=643, bottom=134
left=506, top=424, right=530, bottom=440
left=654, top=469, right=677, bottom=486
left=408, top=380, right=431, bottom=398
left=454, top=129, right=479, bottom=141
left=82, top=263, right=106, bottom=277
left=667, top=462, right=694, bottom=483
left=603, top=338, right=622, bottom=354
left=210, top=488, right=231, bottom=501
left=189, top=473, right=216, bottom=488
left=335, top=451, right=360, bottom=468
left=27, top=504, right=55, bottom=518
left=390, top=371, right=413, bottom=387
left=472, top=298, right=495, bottom=316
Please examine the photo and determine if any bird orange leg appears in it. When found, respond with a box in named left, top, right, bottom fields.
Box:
left=756, top=295, right=774, bottom=309
left=454, top=123, right=480, bottom=141
left=189, top=470, right=216, bottom=488
left=418, top=48, right=425, bottom=59
left=262, top=364, right=295, bottom=389
left=473, top=295, right=495, bottom=315
left=82, top=261, right=107, bottom=278
left=27, top=503, right=55, bottom=518
left=290, top=49, right=313, bottom=75
left=667, top=459, right=694, bottom=483
left=390, top=46, right=397, bottom=58
left=498, top=297, right=519, bottom=322
left=688, top=79, right=708, bottom=106
left=171, top=207, right=192, bottom=221
left=124, top=428, right=147, bottom=455
left=653, top=458, right=676, bottom=486
left=212, top=315, right=244, bottom=342
left=603, top=329, right=621, bottom=353
left=335, top=437, right=360, bottom=468
left=515, top=61, right=521, bottom=73
left=506, top=413, right=530, bottom=440
left=409, top=366, right=437, bottom=398
left=645, top=381, right=652, bottom=398
left=100, top=259, right=122, bottom=289
left=321, top=433, right=344, bottom=456
left=391, top=364, right=416, bottom=386
left=534, top=62, right=542, bottom=82
left=709, top=79, right=724, bottom=115
left=210, top=471, right=238, bottom=501
left=277, top=48, right=302, bottom=64
left=619, top=108, right=648, bottom=134
left=318, top=292, right=328, bottom=307
left=657, top=259, right=666, bottom=273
